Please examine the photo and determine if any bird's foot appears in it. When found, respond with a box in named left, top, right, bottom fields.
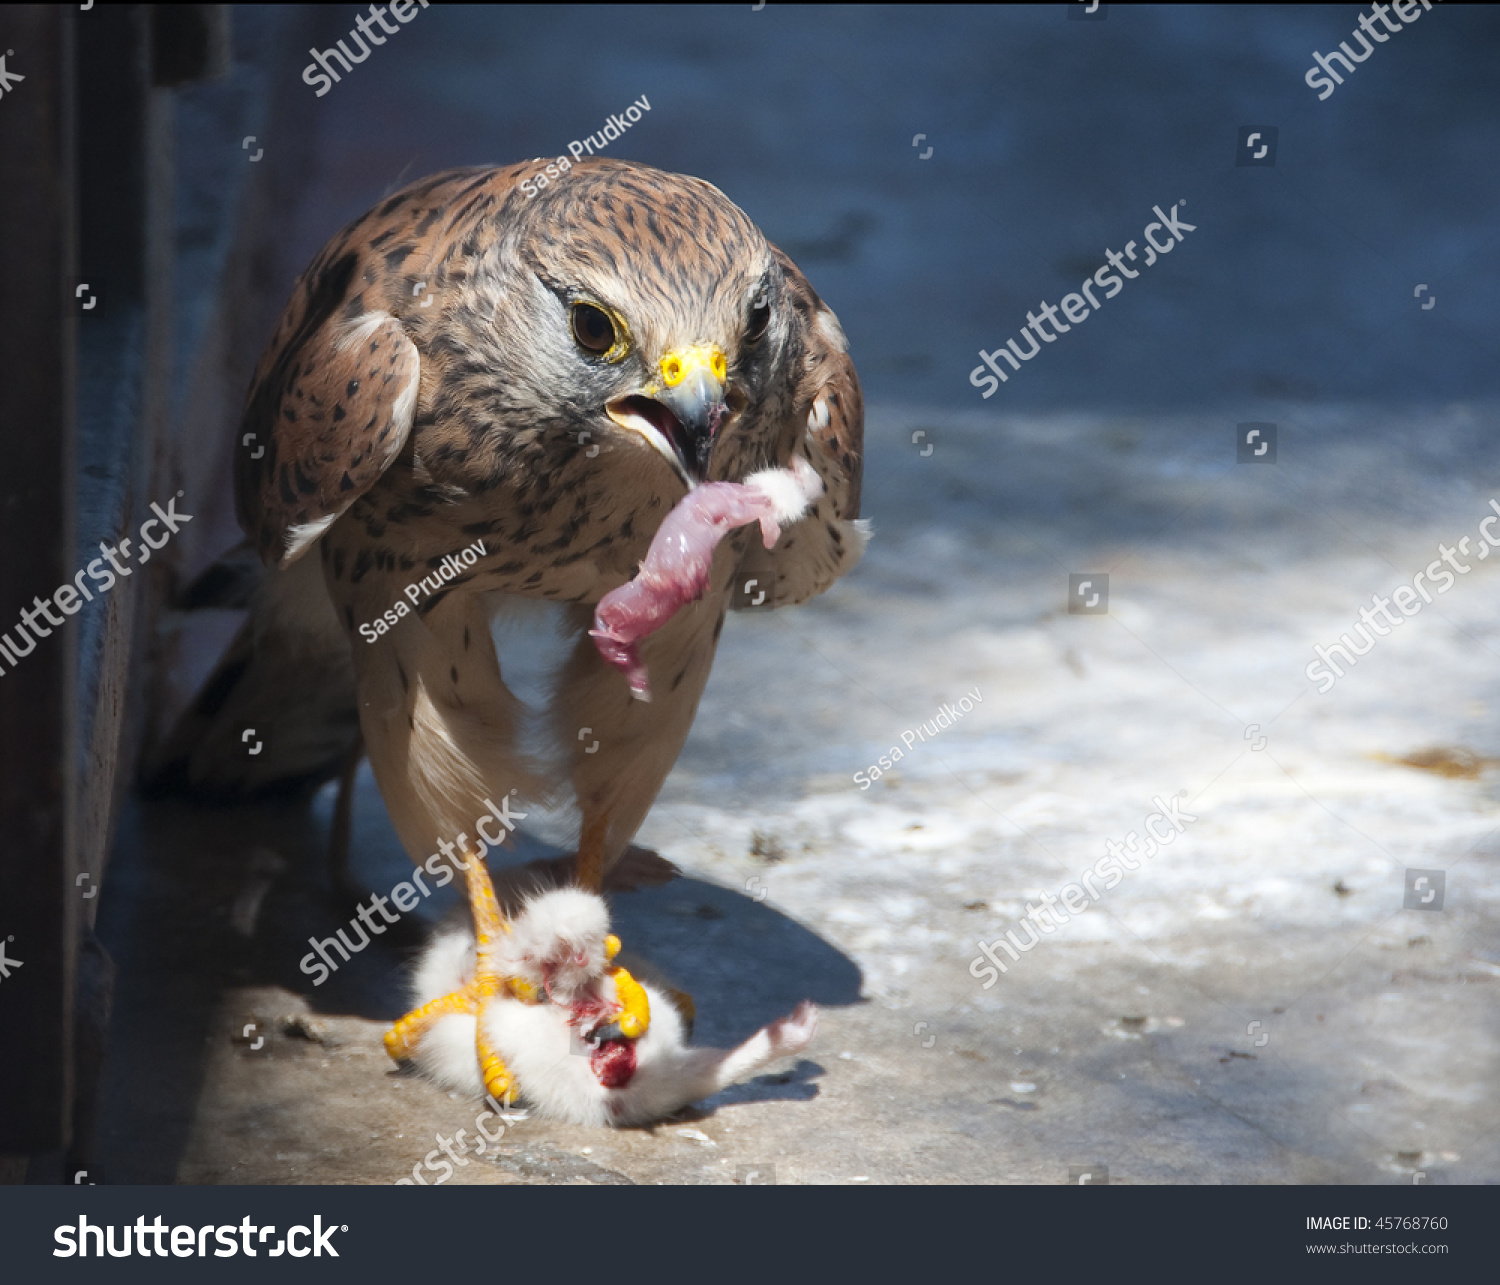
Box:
left=383, top=983, right=483, bottom=1062
left=606, top=963, right=651, bottom=1039
left=600, top=844, right=681, bottom=892
left=383, top=851, right=519, bottom=1095
left=503, top=843, right=680, bottom=902
left=383, top=854, right=662, bottom=1092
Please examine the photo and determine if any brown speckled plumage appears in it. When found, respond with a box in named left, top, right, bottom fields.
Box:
left=229, top=159, right=865, bottom=876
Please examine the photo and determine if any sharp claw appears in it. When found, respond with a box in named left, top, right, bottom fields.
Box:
left=384, top=985, right=482, bottom=1063
left=391, top=872, right=656, bottom=1113
left=607, top=964, right=651, bottom=1040
left=478, top=1034, right=514, bottom=1101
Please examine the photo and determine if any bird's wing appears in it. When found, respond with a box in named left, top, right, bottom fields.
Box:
left=236, top=165, right=532, bottom=569
left=236, top=286, right=421, bottom=568
left=731, top=246, right=869, bottom=610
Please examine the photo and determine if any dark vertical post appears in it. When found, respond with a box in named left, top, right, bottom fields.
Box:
left=0, top=3, right=79, bottom=1161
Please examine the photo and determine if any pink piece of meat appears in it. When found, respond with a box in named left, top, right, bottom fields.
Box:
left=590, top=469, right=814, bottom=700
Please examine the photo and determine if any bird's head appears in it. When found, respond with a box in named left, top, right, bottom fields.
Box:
left=497, top=160, right=801, bottom=489
left=503, top=887, right=616, bottom=1003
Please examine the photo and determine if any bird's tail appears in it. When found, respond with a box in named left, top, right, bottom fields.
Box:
left=143, top=545, right=361, bottom=799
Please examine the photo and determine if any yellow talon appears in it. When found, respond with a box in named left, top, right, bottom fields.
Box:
left=608, top=964, right=651, bottom=1040
left=386, top=849, right=526, bottom=1091
left=480, top=1058, right=514, bottom=1100
left=385, top=851, right=659, bottom=1107
left=384, top=987, right=480, bottom=1063
left=507, top=975, right=542, bottom=1004
left=478, top=1030, right=515, bottom=1101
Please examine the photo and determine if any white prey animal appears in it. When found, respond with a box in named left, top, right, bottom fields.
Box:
left=403, top=887, right=818, bottom=1126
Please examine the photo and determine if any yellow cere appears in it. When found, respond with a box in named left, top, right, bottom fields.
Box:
left=659, top=345, right=727, bottom=388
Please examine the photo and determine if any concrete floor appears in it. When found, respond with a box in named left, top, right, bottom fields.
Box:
left=82, top=5, right=1500, bottom=1186
left=93, top=399, right=1500, bottom=1185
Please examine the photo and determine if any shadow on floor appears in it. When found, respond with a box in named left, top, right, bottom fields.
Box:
left=92, top=791, right=861, bottom=1182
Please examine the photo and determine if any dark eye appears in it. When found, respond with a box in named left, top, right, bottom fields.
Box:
left=571, top=303, right=617, bottom=354
left=745, top=294, right=771, bottom=345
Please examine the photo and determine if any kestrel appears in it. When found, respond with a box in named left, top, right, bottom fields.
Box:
left=173, top=159, right=865, bottom=1096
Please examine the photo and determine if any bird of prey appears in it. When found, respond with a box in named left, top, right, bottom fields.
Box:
left=172, top=158, right=864, bottom=1090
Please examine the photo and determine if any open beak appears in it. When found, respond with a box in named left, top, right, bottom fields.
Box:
left=606, top=345, right=728, bottom=486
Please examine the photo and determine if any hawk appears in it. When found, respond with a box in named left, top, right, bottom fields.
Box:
left=167, top=159, right=865, bottom=1093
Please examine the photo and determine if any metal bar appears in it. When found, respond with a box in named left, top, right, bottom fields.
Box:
left=0, top=2, right=80, bottom=1157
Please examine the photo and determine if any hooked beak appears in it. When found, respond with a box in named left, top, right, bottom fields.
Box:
left=606, top=345, right=729, bottom=486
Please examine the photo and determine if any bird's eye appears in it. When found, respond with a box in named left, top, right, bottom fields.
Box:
left=571, top=303, right=617, bottom=354
left=745, top=294, right=771, bottom=345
